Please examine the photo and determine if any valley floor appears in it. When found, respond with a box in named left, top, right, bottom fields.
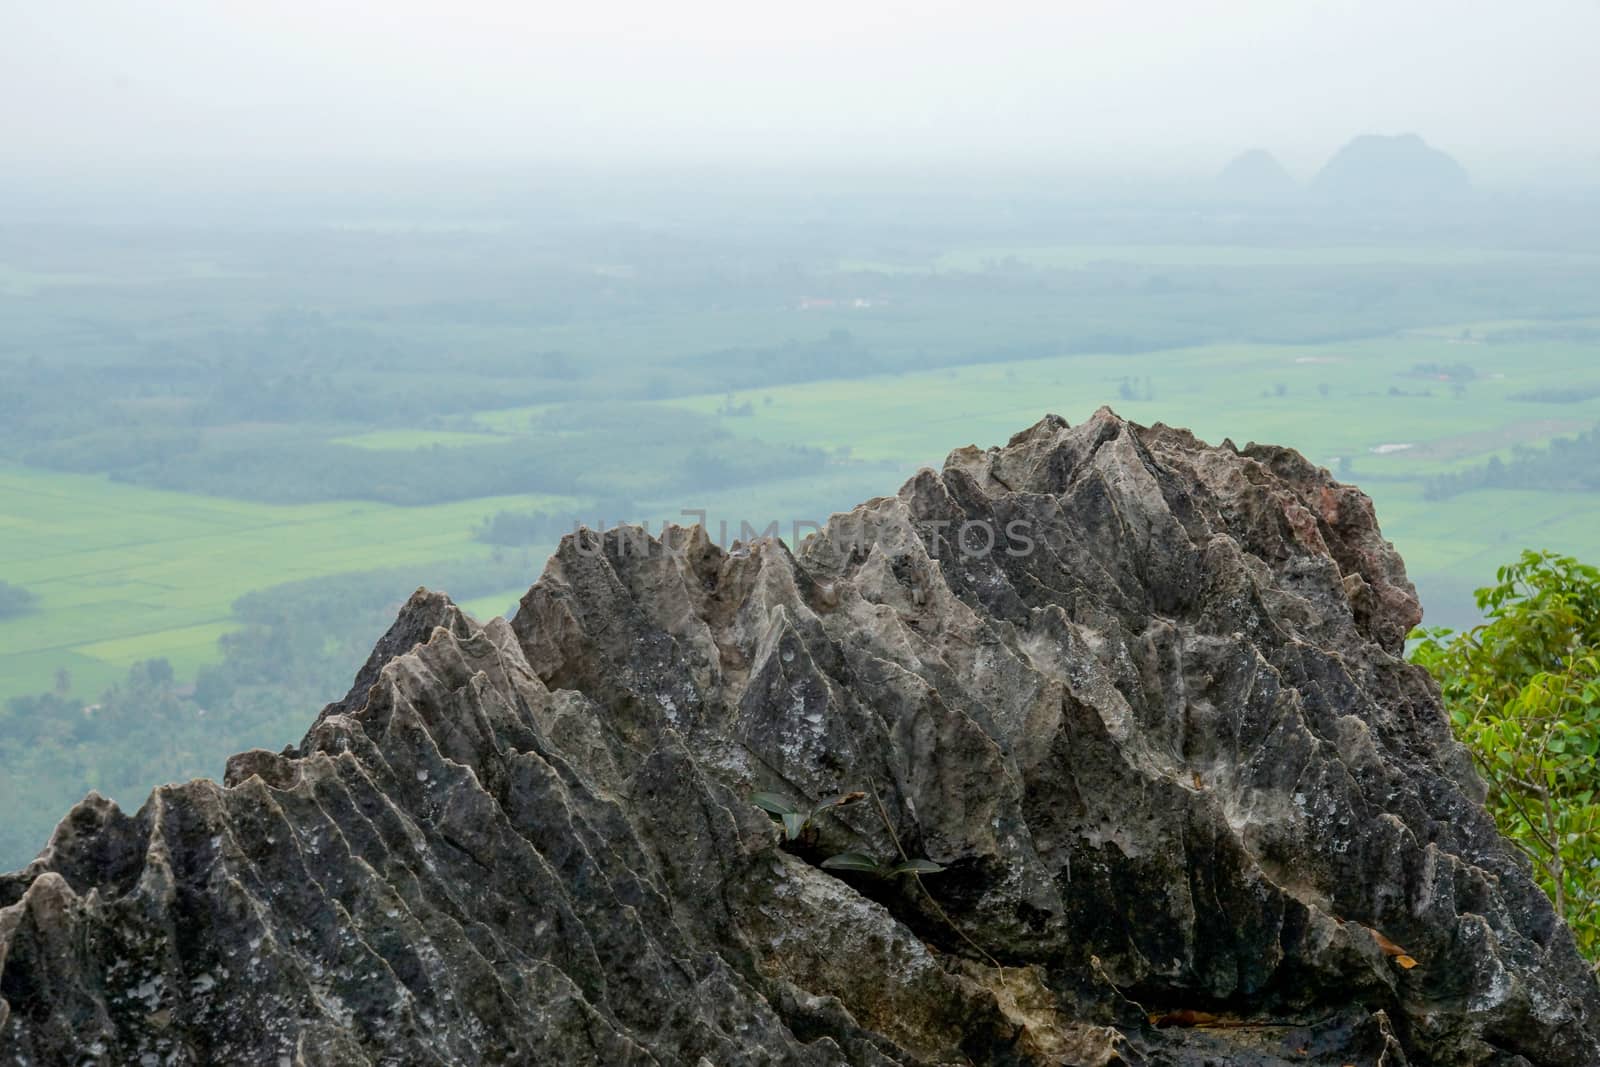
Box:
left=5, top=315, right=1598, bottom=707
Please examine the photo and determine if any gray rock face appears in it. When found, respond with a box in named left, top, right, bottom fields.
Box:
left=3, top=409, right=1596, bottom=1066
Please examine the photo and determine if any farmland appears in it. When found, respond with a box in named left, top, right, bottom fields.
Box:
left=660, top=319, right=1600, bottom=620
left=2, top=202, right=1599, bottom=867
left=5, top=315, right=1598, bottom=712
left=0, top=467, right=572, bottom=702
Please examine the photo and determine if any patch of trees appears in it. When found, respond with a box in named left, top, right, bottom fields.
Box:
left=472, top=500, right=635, bottom=547
left=474, top=510, right=573, bottom=546
left=675, top=330, right=885, bottom=390
left=1424, top=427, right=1600, bottom=499
left=0, top=556, right=539, bottom=869
left=1487, top=325, right=1600, bottom=345
left=8, top=222, right=1600, bottom=508
left=1510, top=384, right=1600, bottom=405
left=118, top=438, right=577, bottom=506
left=1411, top=552, right=1600, bottom=960
left=22, top=405, right=830, bottom=508
left=24, top=428, right=203, bottom=474
left=680, top=442, right=826, bottom=488
left=0, top=581, right=37, bottom=618
left=0, top=660, right=210, bottom=869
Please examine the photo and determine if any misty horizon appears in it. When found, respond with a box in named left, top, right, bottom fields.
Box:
left=4, top=1, right=1598, bottom=186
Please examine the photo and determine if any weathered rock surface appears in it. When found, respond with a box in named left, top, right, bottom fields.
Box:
left=3, top=409, right=1597, bottom=1066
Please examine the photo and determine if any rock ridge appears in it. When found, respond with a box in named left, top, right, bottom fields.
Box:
left=3, top=408, right=1596, bottom=1066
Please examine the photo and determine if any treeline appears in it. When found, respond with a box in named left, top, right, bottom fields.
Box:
left=8, top=225, right=1600, bottom=511
left=0, top=557, right=537, bottom=869
left=1424, top=426, right=1600, bottom=499
left=1486, top=324, right=1600, bottom=345
left=1509, top=384, right=1600, bottom=405
left=22, top=407, right=827, bottom=507
left=474, top=501, right=635, bottom=546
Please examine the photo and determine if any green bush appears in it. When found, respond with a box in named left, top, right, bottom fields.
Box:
left=1411, top=550, right=1600, bottom=964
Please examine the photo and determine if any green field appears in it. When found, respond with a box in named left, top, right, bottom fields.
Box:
left=0, top=469, right=575, bottom=702
left=6, top=314, right=1595, bottom=710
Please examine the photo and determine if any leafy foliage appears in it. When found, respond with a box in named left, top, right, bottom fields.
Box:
left=820, top=853, right=945, bottom=876
left=750, top=789, right=944, bottom=877
left=750, top=790, right=865, bottom=841
left=1410, top=550, right=1600, bottom=963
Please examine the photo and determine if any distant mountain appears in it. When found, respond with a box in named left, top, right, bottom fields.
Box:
left=1312, top=133, right=1471, bottom=202
left=1214, top=149, right=1298, bottom=199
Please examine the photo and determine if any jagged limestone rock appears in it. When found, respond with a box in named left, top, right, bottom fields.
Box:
left=3, top=409, right=1596, bottom=1066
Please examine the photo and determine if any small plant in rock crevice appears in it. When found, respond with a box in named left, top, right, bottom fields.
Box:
left=750, top=786, right=945, bottom=874
left=752, top=783, right=947, bottom=876
left=751, top=789, right=867, bottom=843
left=819, top=852, right=945, bottom=877
left=751, top=779, right=1002, bottom=970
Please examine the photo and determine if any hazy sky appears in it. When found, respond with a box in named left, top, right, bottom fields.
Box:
left=3, top=0, right=1597, bottom=176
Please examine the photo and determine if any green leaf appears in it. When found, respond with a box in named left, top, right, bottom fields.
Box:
left=782, top=812, right=808, bottom=840
left=821, top=852, right=882, bottom=873
left=889, top=859, right=945, bottom=876
left=1410, top=548, right=1600, bottom=962
left=751, top=792, right=799, bottom=816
